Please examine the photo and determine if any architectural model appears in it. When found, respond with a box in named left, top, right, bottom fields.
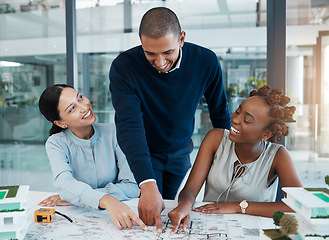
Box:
left=283, top=187, right=329, bottom=240
left=0, top=185, right=30, bottom=240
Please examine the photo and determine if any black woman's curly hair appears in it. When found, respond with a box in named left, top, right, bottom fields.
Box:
left=249, top=85, right=296, bottom=142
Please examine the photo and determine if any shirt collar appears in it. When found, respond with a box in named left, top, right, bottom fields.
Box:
left=169, top=47, right=182, bottom=72
left=65, top=125, right=98, bottom=147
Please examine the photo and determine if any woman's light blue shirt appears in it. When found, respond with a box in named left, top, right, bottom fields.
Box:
left=45, top=123, right=140, bottom=210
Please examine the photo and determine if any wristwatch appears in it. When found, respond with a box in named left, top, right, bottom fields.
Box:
left=239, top=200, right=248, bottom=214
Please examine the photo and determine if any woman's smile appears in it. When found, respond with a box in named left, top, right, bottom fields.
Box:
left=230, top=126, right=242, bottom=135
left=82, top=110, right=92, bottom=119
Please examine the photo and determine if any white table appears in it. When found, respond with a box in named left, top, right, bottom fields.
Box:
left=24, top=191, right=275, bottom=239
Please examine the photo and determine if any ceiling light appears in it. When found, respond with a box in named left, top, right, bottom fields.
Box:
left=0, top=61, right=21, bottom=67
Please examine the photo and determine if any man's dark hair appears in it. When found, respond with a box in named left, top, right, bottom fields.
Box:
left=139, top=7, right=181, bottom=39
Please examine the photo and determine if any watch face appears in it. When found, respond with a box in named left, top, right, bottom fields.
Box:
left=240, top=200, right=248, bottom=208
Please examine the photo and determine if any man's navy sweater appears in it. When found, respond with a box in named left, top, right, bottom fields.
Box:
left=110, top=42, right=231, bottom=184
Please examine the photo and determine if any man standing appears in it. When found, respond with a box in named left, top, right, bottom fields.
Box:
left=109, top=7, right=231, bottom=232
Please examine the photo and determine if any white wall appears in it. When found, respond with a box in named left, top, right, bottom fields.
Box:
left=287, top=56, right=304, bottom=105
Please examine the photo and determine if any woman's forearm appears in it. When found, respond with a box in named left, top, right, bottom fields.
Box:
left=178, top=187, right=197, bottom=207
left=242, top=201, right=294, bottom=218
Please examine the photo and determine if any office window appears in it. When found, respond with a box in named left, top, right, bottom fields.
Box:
left=1, top=0, right=329, bottom=191
left=0, top=3, right=66, bottom=191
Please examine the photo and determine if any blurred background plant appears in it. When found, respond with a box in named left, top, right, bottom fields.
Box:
left=0, top=76, right=9, bottom=106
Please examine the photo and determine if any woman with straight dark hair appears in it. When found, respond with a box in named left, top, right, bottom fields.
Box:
left=38, top=84, right=146, bottom=230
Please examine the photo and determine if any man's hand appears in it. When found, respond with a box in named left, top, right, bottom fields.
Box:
left=138, top=181, right=165, bottom=233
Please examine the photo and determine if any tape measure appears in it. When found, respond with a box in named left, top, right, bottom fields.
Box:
left=34, top=208, right=73, bottom=223
left=34, top=208, right=56, bottom=223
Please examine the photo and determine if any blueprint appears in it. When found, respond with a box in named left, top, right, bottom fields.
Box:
left=25, top=201, right=262, bottom=240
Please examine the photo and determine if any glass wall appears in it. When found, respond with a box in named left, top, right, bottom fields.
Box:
left=1, top=0, right=329, bottom=191
left=0, top=1, right=66, bottom=190
left=318, top=34, right=329, bottom=158
left=84, top=53, right=116, bottom=124
left=285, top=0, right=329, bottom=187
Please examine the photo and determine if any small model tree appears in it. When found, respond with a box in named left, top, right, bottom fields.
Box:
left=325, top=175, right=329, bottom=187
left=273, top=211, right=285, bottom=227
left=279, top=214, right=298, bottom=235
left=264, top=211, right=298, bottom=239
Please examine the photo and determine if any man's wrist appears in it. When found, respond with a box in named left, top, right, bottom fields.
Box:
left=139, top=179, right=156, bottom=188
left=139, top=180, right=159, bottom=192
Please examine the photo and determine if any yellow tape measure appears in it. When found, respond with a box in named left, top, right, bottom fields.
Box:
left=34, top=208, right=73, bottom=223
left=34, top=208, right=56, bottom=223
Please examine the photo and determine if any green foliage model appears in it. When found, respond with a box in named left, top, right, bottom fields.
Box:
left=305, top=234, right=329, bottom=239
left=273, top=211, right=285, bottom=226
left=325, top=175, right=329, bottom=186
left=0, top=208, right=25, bottom=213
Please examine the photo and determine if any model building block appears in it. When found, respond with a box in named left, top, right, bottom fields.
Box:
left=0, top=185, right=30, bottom=240
left=283, top=187, right=329, bottom=240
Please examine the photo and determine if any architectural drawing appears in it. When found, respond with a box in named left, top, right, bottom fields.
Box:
left=25, top=204, right=261, bottom=240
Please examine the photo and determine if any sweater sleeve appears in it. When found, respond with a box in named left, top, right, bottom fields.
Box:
left=109, top=60, right=156, bottom=185
left=204, top=54, right=231, bottom=130
left=46, top=138, right=106, bottom=210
